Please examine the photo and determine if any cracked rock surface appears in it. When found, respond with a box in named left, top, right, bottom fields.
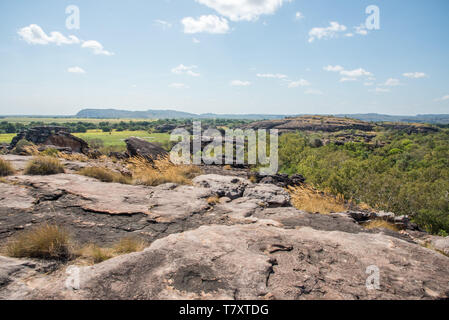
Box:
left=0, top=155, right=448, bottom=300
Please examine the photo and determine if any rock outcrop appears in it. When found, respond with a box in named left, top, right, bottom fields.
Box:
left=244, top=116, right=375, bottom=133
left=9, top=126, right=89, bottom=154
left=0, top=155, right=448, bottom=300
left=125, top=137, right=168, bottom=161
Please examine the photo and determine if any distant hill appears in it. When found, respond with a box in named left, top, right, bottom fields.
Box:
left=74, top=109, right=449, bottom=124
left=334, top=113, right=449, bottom=124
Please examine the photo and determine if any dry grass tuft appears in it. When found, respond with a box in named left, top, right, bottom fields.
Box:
left=113, top=237, right=147, bottom=255
left=362, top=219, right=400, bottom=232
left=4, top=224, right=73, bottom=260
left=40, top=148, right=60, bottom=157
left=128, top=156, right=202, bottom=186
left=223, top=165, right=232, bottom=171
left=207, top=196, right=221, bottom=206
left=0, top=158, right=14, bottom=176
left=79, top=167, right=131, bottom=184
left=24, top=156, right=65, bottom=175
left=12, top=139, right=39, bottom=156
left=77, top=244, right=115, bottom=264
left=59, top=153, right=89, bottom=162
left=78, top=237, right=147, bottom=264
left=288, top=185, right=347, bottom=214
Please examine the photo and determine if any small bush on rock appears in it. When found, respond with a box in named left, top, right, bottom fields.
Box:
left=24, top=156, right=65, bottom=175
left=0, top=158, right=14, bottom=176
left=79, top=167, right=131, bottom=184
left=13, top=139, right=39, bottom=155
left=4, top=224, right=73, bottom=260
left=129, top=156, right=201, bottom=186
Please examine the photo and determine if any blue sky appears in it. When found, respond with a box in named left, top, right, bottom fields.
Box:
left=0, top=0, right=448, bottom=116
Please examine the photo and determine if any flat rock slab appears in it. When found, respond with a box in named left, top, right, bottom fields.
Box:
left=0, top=183, right=35, bottom=210
left=8, top=174, right=155, bottom=216
left=23, top=224, right=449, bottom=300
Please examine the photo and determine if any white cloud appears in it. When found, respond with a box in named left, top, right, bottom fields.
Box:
left=81, top=40, right=114, bottom=56
left=382, top=78, right=401, bottom=86
left=295, top=12, right=304, bottom=20
left=324, top=65, right=373, bottom=83
left=323, top=65, right=344, bottom=72
left=340, top=68, right=373, bottom=78
left=67, top=66, right=85, bottom=74
left=257, top=73, right=287, bottom=79
left=193, top=38, right=201, bottom=43
left=364, top=82, right=374, bottom=86
left=403, top=72, right=428, bottom=79
left=18, top=24, right=113, bottom=56
left=182, top=15, right=229, bottom=34
left=154, top=20, right=172, bottom=29
left=305, top=89, right=323, bottom=95
left=195, top=0, right=291, bottom=22
left=345, top=33, right=354, bottom=37
left=434, top=95, right=449, bottom=102
left=288, top=79, right=310, bottom=88
left=230, top=80, right=251, bottom=86
left=371, top=87, right=391, bottom=93
left=308, top=21, right=347, bottom=43
left=340, top=77, right=357, bottom=82
left=169, top=83, right=189, bottom=89
left=18, top=24, right=80, bottom=45
left=354, top=24, right=368, bottom=36
left=171, top=64, right=200, bottom=77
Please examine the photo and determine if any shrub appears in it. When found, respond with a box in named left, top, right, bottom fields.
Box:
left=4, top=224, right=73, bottom=260
left=79, top=167, right=131, bottom=184
left=12, top=139, right=39, bottom=155
left=24, top=156, right=65, bottom=175
left=0, top=158, right=14, bottom=176
left=129, top=156, right=202, bottom=186
left=40, top=148, right=60, bottom=157
left=413, top=210, right=449, bottom=236
left=288, top=185, right=347, bottom=214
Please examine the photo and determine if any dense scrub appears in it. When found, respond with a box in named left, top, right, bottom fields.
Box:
left=279, top=130, right=449, bottom=235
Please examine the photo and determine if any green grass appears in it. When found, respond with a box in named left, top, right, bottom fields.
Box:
left=0, top=130, right=170, bottom=146
left=0, top=134, right=15, bottom=144
left=73, top=130, right=170, bottom=147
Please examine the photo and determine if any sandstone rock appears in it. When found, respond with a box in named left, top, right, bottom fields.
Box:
left=192, top=174, right=249, bottom=199
left=243, top=184, right=290, bottom=207
left=10, top=127, right=89, bottom=154
left=249, top=173, right=305, bottom=187
left=22, top=224, right=449, bottom=300
left=125, top=137, right=168, bottom=161
left=430, top=237, right=449, bottom=256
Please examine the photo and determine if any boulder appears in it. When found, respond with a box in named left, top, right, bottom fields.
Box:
left=9, top=127, right=89, bottom=154
left=250, top=173, right=305, bottom=187
left=125, top=137, right=168, bottom=161
left=192, top=174, right=249, bottom=199
left=243, top=184, right=290, bottom=207
left=431, top=237, right=449, bottom=256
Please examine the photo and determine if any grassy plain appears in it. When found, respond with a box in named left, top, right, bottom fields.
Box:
left=0, top=130, right=170, bottom=146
